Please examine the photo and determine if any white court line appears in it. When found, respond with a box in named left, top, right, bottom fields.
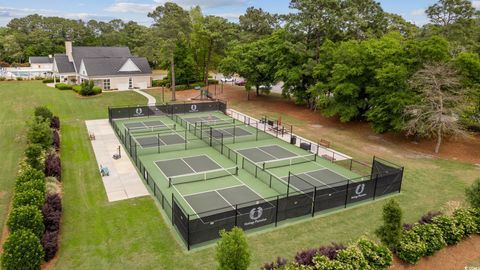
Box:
left=172, top=184, right=199, bottom=217
left=208, top=158, right=274, bottom=208
left=180, top=159, right=197, bottom=173
left=215, top=190, right=236, bottom=210
left=183, top=184, right=245, bottom=197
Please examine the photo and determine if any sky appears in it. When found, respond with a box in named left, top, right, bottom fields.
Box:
left=0, top=0, right=479, bottom=27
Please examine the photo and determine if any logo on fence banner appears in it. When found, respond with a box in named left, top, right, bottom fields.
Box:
left=249, top=207, right=263, bottom=220
left=244, top=206, right=267, bottom=227
left=134, top=107, right=145, bottom=117
left=189, top=104, right=199, bottom=112
left=351, top=183, right=367, bottom=200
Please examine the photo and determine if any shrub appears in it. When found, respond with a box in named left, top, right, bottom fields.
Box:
left=396, top=230, right=427, bottom=264
left=318, top=243, right=346, bottom=260
left=51, top=116, right=60, bottom=130
left=0, top=77, right=5, bottom=81
left=34, top=106, right=53, bottom=121
left=152, top=78, right=170, bottom=87
left=419, top=211, right=442, bottom=224
left=72, top=85, right=81, bottom=93
left=375, top=199, right=403, bottom=250
left=15, top=177, right=45, bottom=195
left=42, top=230, right=59, bottom=261
left=295, top=248, right=317, bottom=266
left=16, top=166, right=45, bottom=187
left=208, top=79, right=219, bottom=85
left=44, top=152, right=61, bottom=180
left=25, top=143, right=44, bottom=171
left=42, top=205, right=61, bottom=232
left=12, top=189, right=45, bottom=209
left=470, top=208, right=480, bottom=233
left=356, top=237, right=393, bottom=270
left=27, top=117, right=53, bottom=149
left=45, top=193, right=62, bottom=212
left=432, top=215, right=464, bottom=245
left=412, top=224, right=446, bottom=256
left=313, top=255, right=345, bottom=270
left=78, top=81, right=101, bottom=96
left=16, top=77, right=24, bottom=81
left=453, top=208, right=478, bottom=236
left=1, top=230, right=44, bottom=270
left=45, top=176, right=61, bottom=195
left=55, top=83, right=72, bottom=90
left=7, top=205, right=44, bottom=238
left=402, top=223, right=414, bottom=231
left=335, top=246, right=369, bottom=269
left=216, top=227, right=250, bottom=270
left=262, top=257, right=287, bottom=270
left=92, top=86, right=102, bottom=95
left=42, top=78, right=54, bottom=83
left=52, top=129, right=60, bottom=150
left=466, top=178, right=480, bottom=208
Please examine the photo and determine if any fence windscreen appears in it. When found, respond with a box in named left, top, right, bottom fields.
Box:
left=109, top=101, right=227, bottom=121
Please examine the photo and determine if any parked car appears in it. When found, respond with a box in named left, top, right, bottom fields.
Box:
left=235, top=79, right=246, bottom=86
left=221, top=77, right=234, bottom=83
left=259, top=84, right=272, bottom=90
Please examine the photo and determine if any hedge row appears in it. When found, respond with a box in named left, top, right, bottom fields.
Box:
left=396, top=208, right=480, bottom=264
left=55, top=82, right=102, bottom=96
left=262, top=237, right=392, bottom=270
left=1, top=106, right=63, bottom=270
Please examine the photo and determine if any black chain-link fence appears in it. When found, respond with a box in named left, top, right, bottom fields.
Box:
left=110, top=104, right=404, bottom=250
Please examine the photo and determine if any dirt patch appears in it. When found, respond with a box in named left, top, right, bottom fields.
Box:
left=390, top=235, right=480, bottom=270
left=186, top=85, right=480, bottom=164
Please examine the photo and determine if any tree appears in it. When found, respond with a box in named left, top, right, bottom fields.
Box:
left=220, top=37, right=277, bottom=97
left=404, top=63, right=467, bottom=153
left=239, top=7, right=279, bottom=39
left=148, top=3, right=191, bottom=101
left=426, top=0, right=475, bottom=26
left=465, top=178, right=480, bottom=208
left=27, top=117, right=53, bottom=149
left=216, top=227, right=250, bottom=270
left=1, top=230, right=44, bottom=270
left=375, top=199, right=403, bottom=250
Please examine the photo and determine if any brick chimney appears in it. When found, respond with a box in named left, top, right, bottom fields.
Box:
left=65, top=41, right=73, bottom=62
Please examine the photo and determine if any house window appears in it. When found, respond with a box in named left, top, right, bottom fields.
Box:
left=103, top=79, right=110, bottom=90
left=128, top=78, right=133, bottom=89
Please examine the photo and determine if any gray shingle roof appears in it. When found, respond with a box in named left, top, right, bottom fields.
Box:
left=53, top=54, right=75, bottom=73
left=29, top=56, right=53, bottom=64
left=73, top=46, right=132, bottom=72
left=82, top=57, right=151, bottom=76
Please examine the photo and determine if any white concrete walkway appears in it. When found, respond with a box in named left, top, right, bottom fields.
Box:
left=133, top=89, right=156, bottom=105
left=85, top=119, right=149, bottom=202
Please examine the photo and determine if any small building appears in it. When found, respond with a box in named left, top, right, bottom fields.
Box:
left=53, top=41, right=152, bottom=90
left=29, top=56, right=54, bottom=70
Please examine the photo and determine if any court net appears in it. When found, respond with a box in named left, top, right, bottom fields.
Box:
left=169, top=166, right=239, bottom=187
left=262, top=154, right=316, bottom=170
left=127, top=123, right=177, bottom=134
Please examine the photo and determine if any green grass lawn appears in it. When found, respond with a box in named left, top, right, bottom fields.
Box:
left=0, top=81, right=478, bottom=269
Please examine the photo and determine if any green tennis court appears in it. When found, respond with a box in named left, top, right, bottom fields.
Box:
left=109, top=103, right=403, bottom=249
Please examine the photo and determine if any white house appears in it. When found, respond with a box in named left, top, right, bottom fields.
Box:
left=53, top=41, right=152, bottom=90
left=29, top=56, right=53, bottom=70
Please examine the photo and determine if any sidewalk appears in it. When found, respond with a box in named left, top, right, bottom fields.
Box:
left=133, top=89, right=156, bottom=105
left=85, top=119, right=149, bottom=202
